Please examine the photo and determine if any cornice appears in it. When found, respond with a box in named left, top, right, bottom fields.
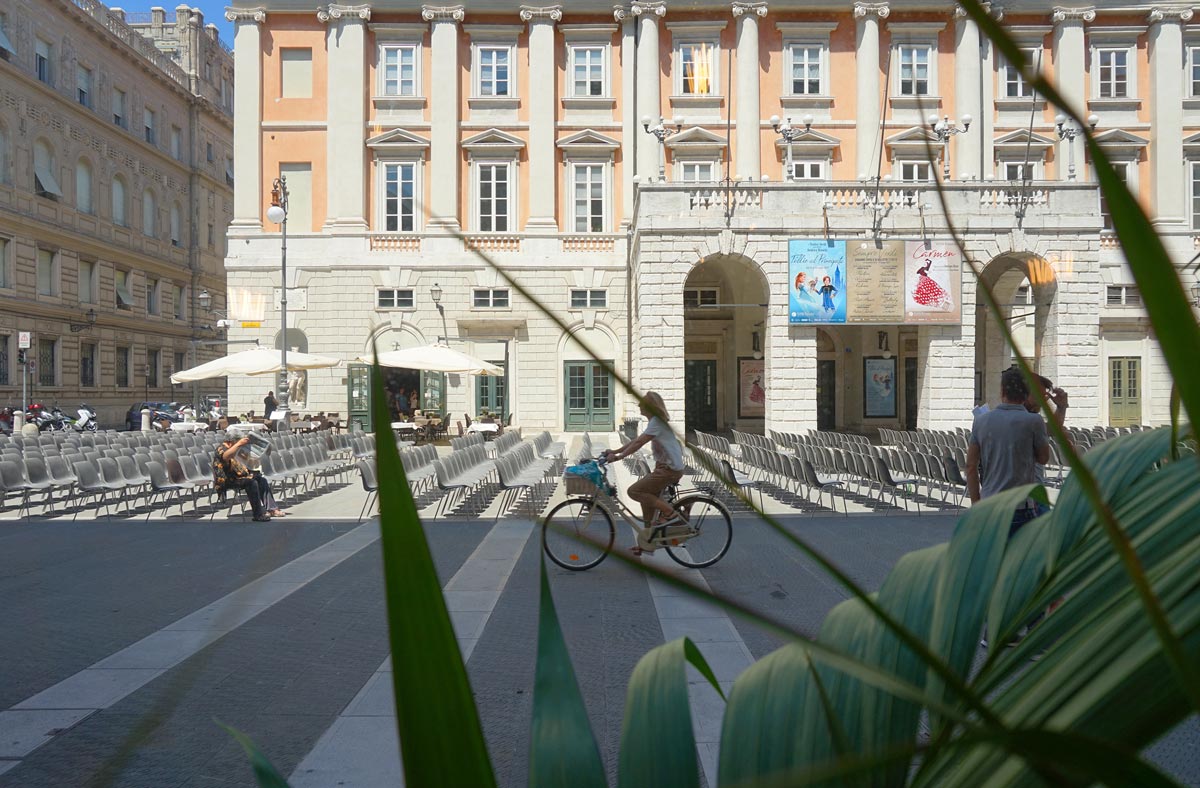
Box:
left=420, top=5, right=465, bottom=22
left=731, top=2, right=768, bottom=18
left=630, top=2, right=667, bottom=18
left=1051, top=6, right=1097, bottom=23
left=317, top=4, right=371, bottom=23
left=519, top=5, right=563, bottom=22
left=853, top=3, right=890, bottom=20
left=1147, top=6, right=1194, bottom=23
left=223, top=6, right=266, bottom=23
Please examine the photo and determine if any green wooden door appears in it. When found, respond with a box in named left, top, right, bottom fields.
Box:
left=347, top=364, right=371, bottom=432
left=564, top=362, right=613, bottom=432
left=475, top=362, right=507, bottom=420
left=817, top=360, right=836, bottom=431
left=1109, top=357, right=1141, bottom=426
left=685, top=360, right=717, bottom=433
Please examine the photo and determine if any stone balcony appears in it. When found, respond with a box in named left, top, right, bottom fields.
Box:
left=631, top=180, right=1108, bottom=237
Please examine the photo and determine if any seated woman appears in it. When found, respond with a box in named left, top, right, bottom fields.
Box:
left=213, top=435, right=283, bottom=521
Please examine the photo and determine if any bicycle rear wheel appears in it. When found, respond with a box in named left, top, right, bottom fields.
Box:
left=664, top=495, right=732, bottom=568
left=543, top=498, right=615, bottom=571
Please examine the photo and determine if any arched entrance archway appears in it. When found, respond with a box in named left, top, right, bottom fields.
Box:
left=683, top=254, right=769, bottom=435
left=560, top=323, right=619, bottom=432
left=975, top=254, right=1058, bottom=405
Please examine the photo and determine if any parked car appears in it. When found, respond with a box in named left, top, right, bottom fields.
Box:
left=124, top=402, right=180, bottom=431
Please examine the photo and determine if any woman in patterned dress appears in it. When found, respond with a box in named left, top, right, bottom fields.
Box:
left=912, top=259, right=952, bottom=310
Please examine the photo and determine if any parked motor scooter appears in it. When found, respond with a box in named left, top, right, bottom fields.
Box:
left=73, top=403, right=99, bottom=432
left=0, top=407, right=14, bottom=434
left=27, top=403, right=70, bottom=432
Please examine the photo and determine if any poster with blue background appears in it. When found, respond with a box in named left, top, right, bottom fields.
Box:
left=788, top=239, right=847, bottom=324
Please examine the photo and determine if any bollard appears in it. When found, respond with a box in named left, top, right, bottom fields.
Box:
left=13, top=411, right=24, bottom=431
left=141, top=408, right=152, bottom=431
left=22, top=423, right=39, bottom=437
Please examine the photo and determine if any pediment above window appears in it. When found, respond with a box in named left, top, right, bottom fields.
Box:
left=773, top=128, right=840, bottom=153
left=665, top=126, right=729, bottom=155
left=1092, top=128, right=1149, bottom=153
left=557, top=129, right=621, bottom=156
left=885, top=126, right=940, bottom=158
left=993, top=129, right=1055, bottom=153
left=462, top=128, right=526, bottom=157
left=366, top=128, right=431, bottom=155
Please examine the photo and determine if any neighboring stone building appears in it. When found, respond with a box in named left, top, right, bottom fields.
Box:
left=0, top=0, right=234, bottom=427
left=224, top=0, right=1195, bottom=436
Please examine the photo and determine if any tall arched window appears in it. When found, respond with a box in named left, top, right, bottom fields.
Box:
left=33, top=139, right=62, bottom=199
left=112, top=176, right=127, bottom=226
left=169, top=203, right=181, bottom=247
left=75, top=159, right=93, bottom=214
left=142, top=188, right=156, bottom=237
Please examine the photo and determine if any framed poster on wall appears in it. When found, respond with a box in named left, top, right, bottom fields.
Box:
left=863, top=356, right=897, bottom=419
left=738, top=357, right=766, bottom=418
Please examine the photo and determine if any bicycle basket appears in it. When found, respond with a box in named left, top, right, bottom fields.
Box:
left=564, top=460, right=605, bottom=495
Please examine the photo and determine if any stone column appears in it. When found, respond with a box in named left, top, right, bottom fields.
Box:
left=423, top=5, right=466, bottom=231
left=854, top=3, right=889, bottom=179
left=733, top=2, right=767, bottom=181
left=953, top=6, right=982, bottom=179
left=225, top=7, right=266, bottom=231
left=1148, top=7, right=1192, bottom=228
left=319, top=4, right=371, bottom=233
left=1052, top=7, right=1094, bottom=180
left=632, top=1, right=666, bottom=182
left=617, top=6, right=636, bottom=228
left=522, top=5, right=563, bottom=232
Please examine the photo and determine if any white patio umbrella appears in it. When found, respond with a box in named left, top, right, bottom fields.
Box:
left=170, top=346, right=342, bottom=383
left=357, top=343, right=503, bottom=376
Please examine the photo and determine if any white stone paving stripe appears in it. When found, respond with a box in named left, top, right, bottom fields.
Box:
left=288, top=517, right=536, bottom=788
left=0, top=519, right=382, bottom=766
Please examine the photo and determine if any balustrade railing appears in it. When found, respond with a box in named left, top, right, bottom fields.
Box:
left=66, top=0, right=190, bottom=89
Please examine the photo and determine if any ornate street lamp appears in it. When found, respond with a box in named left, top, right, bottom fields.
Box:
left=769, top=115, right=813, bottom=181
left=266, top=176, right=290, bottom=417
left=641, top=115, right=684, bottom=181
left=928, top=114, right=972, bottom=180
left=1055, top=113, right=1100, bottom=181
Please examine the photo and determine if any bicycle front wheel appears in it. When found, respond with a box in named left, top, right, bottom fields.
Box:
left=665, top=495, right=732, bottom=568
left=543, top=498, right=615, bottom=571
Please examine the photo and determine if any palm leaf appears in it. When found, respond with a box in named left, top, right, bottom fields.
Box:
left=528, top=558, right=606, bottom=787
left=369, top=352, right=497, bottom=787
left=618, top=637, right=723, bottom=788
left=220, top=722, right=292, bottom=788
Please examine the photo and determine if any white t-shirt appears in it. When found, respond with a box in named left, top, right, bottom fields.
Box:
left=643, top=416, right=685, bottom=471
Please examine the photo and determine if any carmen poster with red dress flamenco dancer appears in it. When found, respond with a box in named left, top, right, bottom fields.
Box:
left=904, top=241, right=962, bottom=322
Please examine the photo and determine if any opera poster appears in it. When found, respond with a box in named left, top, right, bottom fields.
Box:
left=904, top=241, right=962, bottom=323
left=847, top=239, right=905, bottom=323
left=863, top=356, right=897, bottom=419
left=738, top=357, right=766, bottom=418
left=788, top=239, right=847, bottom=324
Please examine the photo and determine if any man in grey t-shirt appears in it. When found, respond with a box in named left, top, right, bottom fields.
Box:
left=967, top=367, right=1050, bottom=535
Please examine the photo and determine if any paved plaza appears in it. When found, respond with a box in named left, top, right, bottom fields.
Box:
left=1, top=457, right=1197, bottom=787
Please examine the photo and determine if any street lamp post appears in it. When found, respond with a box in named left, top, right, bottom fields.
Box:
left=1055, top=113, right=1100, bottom=181
left=430, top=282, right=448, bottom=343
left=266, top=176, right=289, bottom=421
left=641, top=115, right=684, bottom=181
left=927, top=114, right=972, bottom=180
left=769, top=115, right=813, bottom=181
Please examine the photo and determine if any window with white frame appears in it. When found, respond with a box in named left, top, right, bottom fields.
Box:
left=115, top=269, right=133, bottom=310
left=999, top=48, right=1038, bottom=98
left=174, top=283, right=185, bottom=320
left=37, top=248, right=57, bottom=296
left=75, top=159, right=92, bottom=214
left=112, top=176, right=127, bottom=226
left=900, top=161, right=933, bottom=182
left=143, top=107, right=156, bottom=145
left=1003, top=162, right=1036, bottom=181
left=572, top=163, right=606, bottom=233
left=147, top=277, right=161, bottom=315
left=476, top=163, right=510, bottom=232
left=677, top=40, right=717, bottom=96
left=680, top=161, right=716, bottom=182
left=473, top=288, right=510, bottom=308
left=170, top=126, right=182, bottom=160
left=1097, top=48, right=1129, bottom=99
left=113, top=88, right=126, bottom=128
left=170, top=203, right=181, bottom=246
left=35, top=38, right=52, bottom=84
left=788, top=45, right=822, bottom=95
left=570, top=289, right=607, bottom=308
left=76, top=64, right=92, bottom=108
left=683, top=288, right=719, bottom=308
left=1191, top=161, right=1200, bottom=230
left=898, top=45, right=931, bottom=96
left=142, top=189, right=156, bottom=237
left=78, top=259, right=96, bottom=303
left=1106, top=285, right=1141, bottom=306
left=790, top=160, right=826, bottom=180
left=1191, top=47, right=1200, bottom=98
left=478, top=46, right=512, bottom=97
left=377, top=288, right=415, bottom=309
left=0, top=236, right=10, bottom=289
left=571, top=46, right=605, bottom=97
left=380, top=45, right=418, bottom=96
left=382, top=162, right=417, bottom=232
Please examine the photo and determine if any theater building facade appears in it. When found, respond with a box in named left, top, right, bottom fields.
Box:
left=224, top=0, right=1195, bottom=434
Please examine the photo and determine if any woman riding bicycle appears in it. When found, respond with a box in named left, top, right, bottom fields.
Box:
left=601, top=391, right=687, bottom=555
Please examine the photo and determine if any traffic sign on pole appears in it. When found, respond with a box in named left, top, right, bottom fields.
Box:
left=18, top=331, right=31, bottom=350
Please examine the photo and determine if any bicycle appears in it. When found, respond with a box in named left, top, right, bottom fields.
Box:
left=542, top=458, right=733, bottom=571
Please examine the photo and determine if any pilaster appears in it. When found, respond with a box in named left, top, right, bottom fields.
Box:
left=617, top=5, right=637, bottom=228
left=319, top=4, right=371, bottom=234
left=423, top=5, right=466, bottom=232
left=953, top=6, right=982, bottom=179
left=1052, top=6, right=1095, bottom=180
left=632, top=1, right=666, bottom=181
left=225, top=7, right=266, bottom=232
left=522, top=6, right=563, bottom=232
left=1147, top=7, right=1193, bottom=228
left=853, top=3, right=888, bottom=179
left=733, top=2, right=767, bottom=181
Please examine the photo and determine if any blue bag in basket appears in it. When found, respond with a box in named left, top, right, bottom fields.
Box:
left=564, top=460, right=605, bottom=490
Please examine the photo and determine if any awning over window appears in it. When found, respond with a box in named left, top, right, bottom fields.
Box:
left=34, top=163, right=63, bottom=197
left=0, top=28, right=15, bottom=55
left=116, top=279, right=135, bottom=307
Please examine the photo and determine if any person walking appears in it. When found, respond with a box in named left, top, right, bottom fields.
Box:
left=264, top=391, right=278, bottom=418
left=966, top=366, right=1050, bottom=536
left=602, top=391, right=688, bottom=555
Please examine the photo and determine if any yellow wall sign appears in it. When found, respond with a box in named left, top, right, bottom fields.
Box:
left=241, top=321, right=262, bottom=328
